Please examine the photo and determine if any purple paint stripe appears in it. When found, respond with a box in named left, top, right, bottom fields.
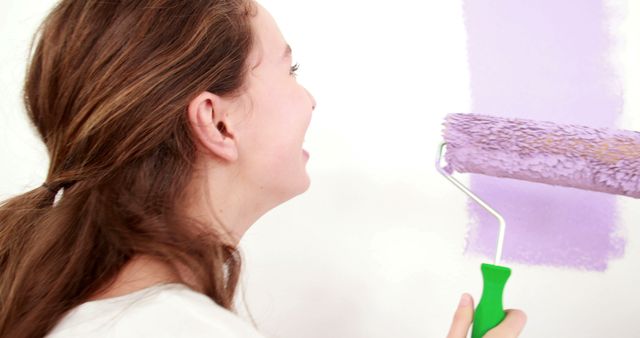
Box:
left=462, top=0, right=624, bottom=270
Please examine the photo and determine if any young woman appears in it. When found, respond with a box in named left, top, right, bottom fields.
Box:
left=0, top=1, right=525, bottom=337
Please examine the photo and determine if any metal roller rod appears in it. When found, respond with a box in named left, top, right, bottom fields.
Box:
left=436, top=142, right=506, bottom=266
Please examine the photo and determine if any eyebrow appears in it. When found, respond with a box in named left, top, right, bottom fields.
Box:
left=283, top=44, right=292, bottom=59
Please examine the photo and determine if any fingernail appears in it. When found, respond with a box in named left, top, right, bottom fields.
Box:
left=458, top=293, right=471, bottom=308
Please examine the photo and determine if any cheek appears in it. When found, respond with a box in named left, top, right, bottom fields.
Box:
left=249, top=90, right=310, bottom=176
left=242, top=109, right=305, bottom=173
left=257, top=86, right=310, bottom=149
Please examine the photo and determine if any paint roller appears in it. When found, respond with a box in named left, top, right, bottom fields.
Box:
left=436, top=113, right=640, bottom=338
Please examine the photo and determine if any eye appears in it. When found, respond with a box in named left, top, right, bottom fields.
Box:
left=290, top=63, right=300, bottom=76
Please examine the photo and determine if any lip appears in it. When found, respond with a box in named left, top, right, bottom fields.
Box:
left=303, top=149, right=309, bottom=158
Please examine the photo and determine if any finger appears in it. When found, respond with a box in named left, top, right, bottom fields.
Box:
left=446, top=293, right=474, bottom=338
left=485, top=309, right=527, bottom=338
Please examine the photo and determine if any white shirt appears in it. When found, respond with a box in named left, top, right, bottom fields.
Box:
left=46, top=283, right=266, bottom=338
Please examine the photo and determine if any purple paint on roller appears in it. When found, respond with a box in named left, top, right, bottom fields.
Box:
left=444, top=114, right=640, bottom=198
left=462, top=0, right=625, bottom=270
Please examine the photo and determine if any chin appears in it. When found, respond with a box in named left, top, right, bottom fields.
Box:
left=300, top=174, right=311, bottom=193
left=276, top=174, right=311, bottom=205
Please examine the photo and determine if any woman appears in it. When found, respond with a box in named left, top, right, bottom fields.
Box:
left=0, top=0, right=525, bottom=337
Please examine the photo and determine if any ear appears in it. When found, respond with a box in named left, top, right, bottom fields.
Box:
left=187, top=91, right=238, bottom=162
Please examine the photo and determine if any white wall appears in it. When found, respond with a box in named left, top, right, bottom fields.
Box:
left=239, top=1, right=640, bottom=337
left=1, top=1, right=639, bottom=337
left=0, top=1, right=57, bottom=196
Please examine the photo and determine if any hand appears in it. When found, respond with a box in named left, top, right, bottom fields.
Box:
left=446, top=293, right=526, bottom=338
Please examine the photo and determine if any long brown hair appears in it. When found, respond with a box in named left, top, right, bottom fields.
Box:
left=0, top=0, right=256, bottom=336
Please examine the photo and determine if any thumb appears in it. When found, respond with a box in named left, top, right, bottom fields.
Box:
left=484, top=309, right=527, bottom=338
left=446, top=293, right=474, bottom=338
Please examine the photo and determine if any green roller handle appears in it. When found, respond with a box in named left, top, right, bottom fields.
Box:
left=471, top=263, right=512, bottom=338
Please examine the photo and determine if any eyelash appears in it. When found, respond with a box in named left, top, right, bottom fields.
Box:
left=290, top=63, right=300, bottom=76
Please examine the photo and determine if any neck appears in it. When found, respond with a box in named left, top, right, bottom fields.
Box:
left=87, top=255, right=183, bottom=301
left=182, top=160, right=269, bottom=244
left=88, top=159, right=270, bottom=301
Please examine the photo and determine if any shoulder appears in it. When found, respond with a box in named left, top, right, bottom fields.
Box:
left=47, top=283, right=264, bottom=338
left=119, top=284, right=262, bottom=337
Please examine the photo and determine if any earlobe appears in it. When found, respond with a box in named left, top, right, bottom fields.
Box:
left=187, top=92, right=238, bottom=162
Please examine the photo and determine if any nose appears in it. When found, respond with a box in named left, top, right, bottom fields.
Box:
left=304, top=87, right=316, bottom=110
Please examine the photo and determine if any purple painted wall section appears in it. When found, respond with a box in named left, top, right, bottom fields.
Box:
left=462, top=0, right=624, bottom=270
